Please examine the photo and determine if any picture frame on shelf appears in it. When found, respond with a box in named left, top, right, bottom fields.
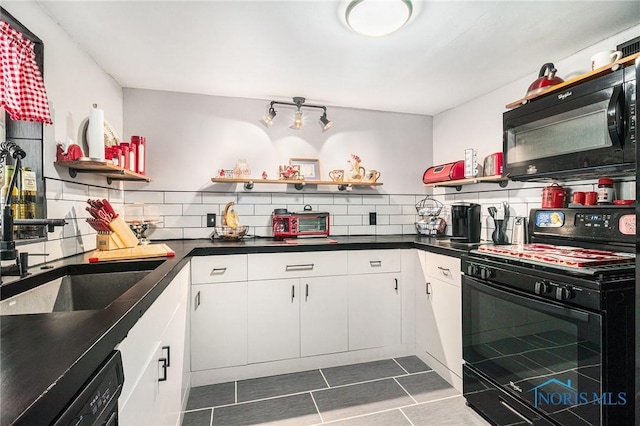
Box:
left=289, top=158, right=320, bottom=181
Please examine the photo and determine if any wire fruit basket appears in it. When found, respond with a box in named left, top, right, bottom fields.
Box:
left=415, top=197, right=444, bottom=217
left=213, top=225, right=248, bottom=241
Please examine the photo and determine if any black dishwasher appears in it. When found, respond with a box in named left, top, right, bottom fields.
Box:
left=53, top=350, right=125, bottom=426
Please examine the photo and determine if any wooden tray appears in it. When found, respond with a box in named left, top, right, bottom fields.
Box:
left=88, top=243, right=175, bottom=263
left=506, top=52, right=640, bottom=110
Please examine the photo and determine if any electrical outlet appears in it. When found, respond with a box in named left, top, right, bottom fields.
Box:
left=206, top=213, right=217, bottom=227
left=369, top=212, right=377, bottom=225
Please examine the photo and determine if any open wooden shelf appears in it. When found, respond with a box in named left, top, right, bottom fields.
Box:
left=55, top=160, right=151, bottom=184
left=506, top=52, right=640, bottom=109
left=211, top=177, right=383, bottom=191
left=424, top=175, right=508, bottom=191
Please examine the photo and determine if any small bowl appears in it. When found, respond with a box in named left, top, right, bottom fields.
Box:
left=613, top=199, right=635, bottom=205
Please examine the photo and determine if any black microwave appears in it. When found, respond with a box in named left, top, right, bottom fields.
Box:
left=503, top=65, right=636, bottom=181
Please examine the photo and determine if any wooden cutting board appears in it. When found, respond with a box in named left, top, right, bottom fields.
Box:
left=88, top=243, right=175, bottom=263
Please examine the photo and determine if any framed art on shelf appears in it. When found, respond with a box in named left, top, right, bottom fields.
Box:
left=289, top=158, right=320, bottom=181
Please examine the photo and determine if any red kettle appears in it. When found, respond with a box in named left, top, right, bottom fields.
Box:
left=526, top=63, right=564, bottom=96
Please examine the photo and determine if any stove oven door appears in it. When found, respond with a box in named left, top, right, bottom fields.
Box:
left=462, top=277, right=627, bottom=426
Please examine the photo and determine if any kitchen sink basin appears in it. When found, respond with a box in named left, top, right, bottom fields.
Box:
left=1, top=268, right=156, bottom=315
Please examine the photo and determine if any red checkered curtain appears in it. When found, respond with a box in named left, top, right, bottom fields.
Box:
left=0, top=20, right=52, bottom=124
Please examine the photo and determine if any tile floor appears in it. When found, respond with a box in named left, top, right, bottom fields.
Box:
left=181, top=356, right=489, bottom=426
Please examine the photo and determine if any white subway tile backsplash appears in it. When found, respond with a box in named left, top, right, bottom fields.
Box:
left=165, top=191, right=202, bottom=204
left=148, top=228, right=184, bottom=240
left=184, top=228, right=214, bottom=239
left=88, top=186, right=110, bottom=200
left=303, top=194, right=335, bottom=205
left=202, top=192, right=237, bottom=204
left=389, top=194, right=416, bottom=205
left=238, top=193, right=272, bottom=205
left=239, top=215, right=272, bottom=227
left=376, top=225, right=404, bottom=235
left=389, top=215, right=414, bottom=225
left=348, top=225, right=376, bottom=235
left=143, top=204, right=183, bottom=216
left=164, top=215, right=202, bottom=228
left=330, top=225, right=348, bottom=236
left=375, top=215, right=390, bottom=225
left=183, top=204, right=219, bottom=216
left=333, top=215, right=362, bottom=226
left=125, top=191, right=164, bottom=204
left=362, top=194, right=389, bottom=205
left=333, top=195, right=363, bottom=205
left=318, top=204, right=348, bottom=215
left=45, top=179, right=63, bottom=201
left=255, top=204, right=277, bottom=215
left=271, top=193, right=303, bottom=205
left=348, top=205, right=376, bottom=215
left=376, top=205, right=402, bottom=215
left=62, top=181, right=89, bottom=201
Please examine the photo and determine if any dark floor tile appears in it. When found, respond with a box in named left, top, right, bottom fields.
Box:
left=396, top=371, right=458, bottom=402
left=401, top=396, right=488, bottom=426
left=323, top=409, right=412, bottom=425
left=394, top=356, right=431, bottom=374
left=237, top=369, right=326, bottom=402
left=313, top=378, right=414, bottom=422
left=212, top=393, right=320, bottom=426
left=187, top=381, right=236, bottom=410
left=321, top=359, right=406, bottom=387
left=182, top=409, right=212, bottom=426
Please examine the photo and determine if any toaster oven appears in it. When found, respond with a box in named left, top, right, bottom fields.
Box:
left=272, top=208, right=330, bottom=239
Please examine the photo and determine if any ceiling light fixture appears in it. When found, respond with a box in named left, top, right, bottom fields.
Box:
left=261, top=97, right=333, bottom=131
left=345, top=0, right=413, bottom=37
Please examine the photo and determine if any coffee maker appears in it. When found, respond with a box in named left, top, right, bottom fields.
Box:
left=450, top=202, right=481, bottom=243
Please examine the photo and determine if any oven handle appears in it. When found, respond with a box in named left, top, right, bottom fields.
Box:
left=465, top=277, right=590, bottom=323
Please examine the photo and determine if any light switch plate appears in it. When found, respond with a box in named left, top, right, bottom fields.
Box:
left=206, top=213, right=216, bottom=227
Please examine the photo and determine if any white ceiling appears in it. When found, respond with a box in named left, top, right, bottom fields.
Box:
left=37, top=0, right=639, bottom=116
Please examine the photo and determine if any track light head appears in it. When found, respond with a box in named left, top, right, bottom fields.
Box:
left=290, top=109, right=303, bottom=130
left=319, top=112, right=333, bottom=131
left=261, top=107, right=277, bottom=127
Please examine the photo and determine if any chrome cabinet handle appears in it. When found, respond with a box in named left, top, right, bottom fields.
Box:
left=369, top=260, right=382, bottom=267
left=158, top=358, right=168, bottom=382
left=195, top=291, right=201, bottom=311
left=162, top=345, right=171, bottom=367
left=498, top=399, right=533, bottom=424
left=437, top=266, right=451, bottom=276
left=286, top=264, right=314, bottom=271
left=210, top=267, right=227, bottom=275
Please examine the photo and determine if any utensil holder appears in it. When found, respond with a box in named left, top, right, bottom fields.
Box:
left=108, top=216, right=139, bottom=248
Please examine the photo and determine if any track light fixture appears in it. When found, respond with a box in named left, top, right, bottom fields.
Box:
left=261, top=97, right=333, bottom=131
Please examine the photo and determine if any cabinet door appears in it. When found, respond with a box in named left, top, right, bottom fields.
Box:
left=428, top=278, right=462, bottom=377
left=248, top=279, right=300, bottom=363
left=191, top=282, right=248, bottom=370
left=156, top=274, right=189, bottom=426
left=300, top=276, right=348, bottom=357
left=348, top=273, right=401, bottom=351
left=119, top=342, right=162, bottom=426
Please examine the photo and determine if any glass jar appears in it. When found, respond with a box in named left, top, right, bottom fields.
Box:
left=234, top=159, right=251, bottom=177
left=597, top=177, right=614, bottom=204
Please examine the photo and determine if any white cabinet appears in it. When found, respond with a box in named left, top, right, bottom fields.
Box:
left=348, top=250, right=401, bottom=351
left=417, top=251, right=462, bottom=391
left=190, top=255, right=248, bottom=371
left=248, top=279, right=300, bottom=363
left=118, top=264, right=190, bottom=426
left=247, top=252, right=349, bottom=364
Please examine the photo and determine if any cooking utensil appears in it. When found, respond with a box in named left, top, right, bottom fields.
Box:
left=526, top=63, right=564, bottom=96
left=488, top=207, right=497, bottom=218
left=512, top=216, right=528, bottom=244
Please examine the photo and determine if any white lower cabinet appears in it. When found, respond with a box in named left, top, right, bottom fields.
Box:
left=191, top=282, right=248, bottom=370
left=247, top=276, right=349, bottom=363
left=118, top=265, right=190, bottom=426
left=348, top=272, right=401, bottom=350
left=417, top=251, right=462, bottom=390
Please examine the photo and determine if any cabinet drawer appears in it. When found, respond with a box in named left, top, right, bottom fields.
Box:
left=248, top=251, right=347, bottom=280
left=348, top=250, right=400, bottom=275
left=191, top=254, right=247, bottom=284
left=422, top=252, right=461, bottom=286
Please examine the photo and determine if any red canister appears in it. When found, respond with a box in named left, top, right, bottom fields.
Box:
left=131, top=135, right=146, bottom=175
left=542, top=183, right=567, bottom=208
left=120, top=143, right=130, bottom=171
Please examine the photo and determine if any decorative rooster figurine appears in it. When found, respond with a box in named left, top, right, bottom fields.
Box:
left=348, top=154, right=365, bottom=181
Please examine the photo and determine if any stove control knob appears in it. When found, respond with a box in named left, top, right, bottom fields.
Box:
left=555, top=286, right=574, bottom=301
left=480, top=267, right=494, bottom=280
left=467, top=264, right=479, bottom=276
left=534, top=281, right=549, bottom=295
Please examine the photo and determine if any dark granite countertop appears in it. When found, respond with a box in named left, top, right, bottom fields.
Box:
left=0, top=235, right=482, bottom=425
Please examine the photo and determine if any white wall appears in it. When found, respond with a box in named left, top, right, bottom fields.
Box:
left=4, top=1, right=125, bottom=261
left=123, top=88, right=432, bottom=195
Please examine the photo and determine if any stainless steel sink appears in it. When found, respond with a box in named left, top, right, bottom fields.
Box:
left=1, top=269, right=154, bottom=315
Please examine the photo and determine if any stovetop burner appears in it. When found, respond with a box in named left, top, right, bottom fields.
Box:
left=477, top=243, right=635, bottom=267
